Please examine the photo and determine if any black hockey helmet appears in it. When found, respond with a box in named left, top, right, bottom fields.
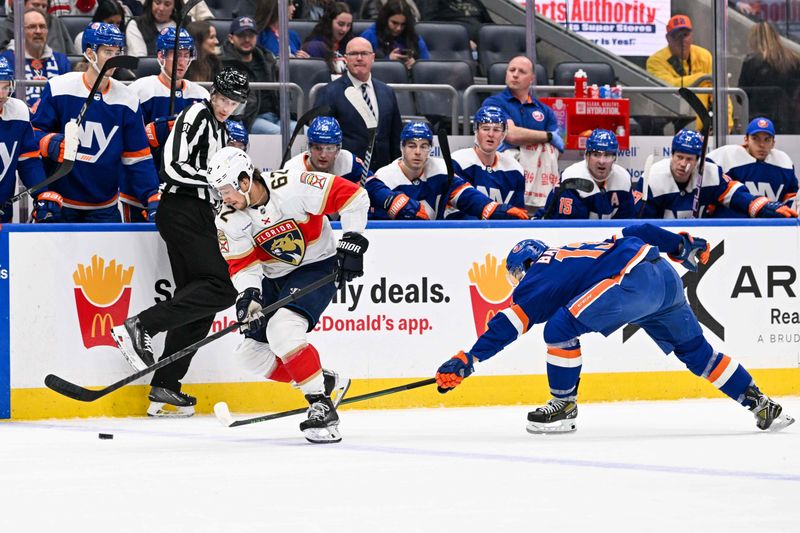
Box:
left=212, top=67, right=249, bottom=103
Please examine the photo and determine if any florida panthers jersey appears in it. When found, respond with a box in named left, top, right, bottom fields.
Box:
left=32, top=72, right=160, bottom=210
left=469, top=235, right=660, bottom=361
left=537, top=161, right=635, bottom=219
left=706, top=144, right=798, bottom=218
left=450, top=146, right=525, bottom=219
left=215, top=168, right=369, bottom=289
left=285, top=149, right=370, bottom=184
left=0, top=97, right=46, bottom=219
left=634, top=158, right=755, bottom=218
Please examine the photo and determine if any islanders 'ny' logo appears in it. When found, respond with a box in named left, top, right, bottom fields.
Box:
left=467, top=254, right=514, bottom=336
left=254, top=220, right=306, bottom=265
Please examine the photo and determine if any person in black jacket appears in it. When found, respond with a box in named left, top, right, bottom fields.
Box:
left=419, top=0, right=492, bottom=49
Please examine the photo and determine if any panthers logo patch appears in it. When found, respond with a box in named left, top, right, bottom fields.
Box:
left=217, top=229, right=229, bottom=253
left=254, top=220, right=306, bottom=265
left=300, top=172, right=328, bottom=189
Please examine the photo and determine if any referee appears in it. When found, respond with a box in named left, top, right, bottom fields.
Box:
left=112, top=68, right=250, bottom=417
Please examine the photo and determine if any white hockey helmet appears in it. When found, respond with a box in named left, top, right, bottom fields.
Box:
left=208, top=146, right=254, bottom=193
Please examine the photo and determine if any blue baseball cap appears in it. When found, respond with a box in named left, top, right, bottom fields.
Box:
left=746, top=117, right=775, bottom=136
left=230, top=16, right=257, bottom=35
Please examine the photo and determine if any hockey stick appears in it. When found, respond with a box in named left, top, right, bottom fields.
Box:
left=278, top=104, right=331, bottom=168
left=636, top=153, right=655, bottom=218
left=678, top=87, right=712, bottom=218
left=214, top=378, right=436, bottom=427
left=168, top=0, right=202, bottom=115
left=344, top=85, right=378, bottom=184
left=541, top=177, right=595, bottom=219
left=44, top=272, right=337, bottom=402
left=0, top=55, right=139, bottom=216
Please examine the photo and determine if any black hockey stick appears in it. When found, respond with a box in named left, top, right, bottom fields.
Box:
left=636, top=153, right=655, bottom=218
left=278, top=104, right=331, bottom=167
left=214, top=378, right=436, bottom=427
left=44, top=272, right=337, bottom=402
left=678, top=87, right=712, bottom=218
left=344, top=86, right=378, bottom=183
left=437, top=129, right=454, bottom=188
left=168, top=0, right=202, bottom=115
left=541, top=177, right=595, bottom=219
left=0, top=55, right=139, bottom=216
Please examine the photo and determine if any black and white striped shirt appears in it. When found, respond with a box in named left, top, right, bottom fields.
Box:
left=161, top=100, right=228, bottom=202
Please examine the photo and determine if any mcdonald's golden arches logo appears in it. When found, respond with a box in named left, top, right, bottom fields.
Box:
left=72, top=255, right=134, bottom=349
left=467, top=254, right=514, bottom=336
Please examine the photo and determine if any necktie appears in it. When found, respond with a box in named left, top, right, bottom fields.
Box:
left=360, top=83, right=376, bottom=118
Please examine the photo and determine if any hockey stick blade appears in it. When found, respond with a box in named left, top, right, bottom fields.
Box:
left=678, top=87, right=711, bottom=131
left=344, top=86, right=378, bottom=182
left=636, top=153, right=655, bottom=218
left=169, top=0, right=203, bottom=115
left=278, top=104, right=330, bottom=167
left=437, top=130, right=454, bottom=182
left=215, top=378, right=436, bottom=427
left=45, top=272, right=337, bottom=402
left=678, top=87, right=713, bottom=218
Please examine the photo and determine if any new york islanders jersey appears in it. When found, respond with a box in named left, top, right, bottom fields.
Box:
left=32, top=72, right=159, bottom=210
left=0, top=97, right=45, bottom=219
left=469, top=236, right=660, bottom=361
left=215, top=168, right=369, bottom=289
left=450, top=147, right=525, bottom=219
left=706, top=144, right=798, bottom=218
left=537, top=161, right=635, bottom=219
left=285, top=149, right=370, bottom=184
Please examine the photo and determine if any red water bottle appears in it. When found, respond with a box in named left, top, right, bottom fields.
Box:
left=573, top=69, right=587, bottom=98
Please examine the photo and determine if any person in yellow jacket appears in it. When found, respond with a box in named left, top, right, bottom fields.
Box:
left=647, top=14, right=733, bottom=132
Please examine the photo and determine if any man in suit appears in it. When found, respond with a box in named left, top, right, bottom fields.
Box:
left=314, top=37, right=402, bottom=171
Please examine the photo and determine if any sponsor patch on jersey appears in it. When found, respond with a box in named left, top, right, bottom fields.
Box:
left=532, top=110, right=544, bottom=122
left=254, top=220, right=306, bottom=265
left=217, top=229, right=229, bottom=253
left=300, top=171, right=328, bottom=189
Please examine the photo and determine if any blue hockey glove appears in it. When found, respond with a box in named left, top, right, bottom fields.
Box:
left=236, top=287, right=266, bottom=337
left=145, top=115, right=176, bottom=149
left=32, top=191, right=63, bottom=223
left=335, top=232, right=369, bottom=287
left=668, top=232, right=710, bottom=272
left=748, top=197, right=799, bottom=218
left=484, top=202, right=529, bottom=220
left=39, top=133, right=65, bottom=162
left=145, top=193, right=160, bottom=222
left=384, top=193, right=429, bottom=220
left=436, top=351, right=475, bottom=393
left=548, top=130, right=565, bottom=153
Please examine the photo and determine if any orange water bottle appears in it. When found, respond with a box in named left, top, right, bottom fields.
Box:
left=573, top=69, right=587, bottom=98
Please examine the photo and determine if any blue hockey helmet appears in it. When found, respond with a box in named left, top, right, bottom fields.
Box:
left=82, top=22, right=125, bottom=53
left=401, top=121, right=433, bottom=144
left=156, top=27, right=197, bottom=59
left=506, top=239, right=548, bottom=285
left=226, top=119, right=249, bottom=148
left=0, top=56, right=14, bottom=94
left=585, top=129, right=618, bottom=154
left=473, top=105, right=508, bottom=130
left=671, top=129, right=703, bottom=157
left=307, top=116, right=343, bottom=145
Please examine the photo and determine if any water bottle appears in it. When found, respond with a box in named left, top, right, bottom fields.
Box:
left=573, top=69, right=587, bottom=98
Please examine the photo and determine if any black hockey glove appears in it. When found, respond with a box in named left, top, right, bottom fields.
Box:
left=236, top=287, right=266, bottom=336
left=335, top=232, right=369, bottom=287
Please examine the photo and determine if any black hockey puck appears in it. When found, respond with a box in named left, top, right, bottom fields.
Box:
left=98, top=433, right=113, bottom=440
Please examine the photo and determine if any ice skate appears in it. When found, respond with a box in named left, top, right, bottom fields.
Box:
left=300, top=394, right=341, bottom=443
left=323, top=369, right=351, bottom=408
left=111, top=316, right=154, bottom=372
left=147, top=386, right=197, bottom=418
left=526, top=398, right=578, bottom=434
left=745, top=386, right=795, bottom=431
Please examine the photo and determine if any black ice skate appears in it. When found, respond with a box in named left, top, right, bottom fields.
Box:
left=147, top=386, right=197, bottom=418
left=300, top=394, right=341, bottom=443
left=745, top=386, right=795, bottom=431
left=323, top=369, right=351, bottom=408
left=111, top=316, right=154, bottom=372
left=526, top=398, right=578, bottom=434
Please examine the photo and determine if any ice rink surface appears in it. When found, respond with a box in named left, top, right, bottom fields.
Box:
left=1, top=397, right=798, bottom=533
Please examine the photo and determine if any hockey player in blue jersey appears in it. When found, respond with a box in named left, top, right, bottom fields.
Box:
left=435, top=223, right=795, bottom=433
left=706, top=117, right=798, bottom=217
left=635, top=129, right=798, bottom=219
left=450, top=105, right=526, bottom=219
left=368, top=121, right=529, bottom=220
left=0, top=56, right=59, bottom=223
left=226, top=119, right=249, bottom=150
left=285, top=116, right=370, bottom=184
left=32, top=22, right=160, bottom=223
left=537, top=129, right=635, bottom=219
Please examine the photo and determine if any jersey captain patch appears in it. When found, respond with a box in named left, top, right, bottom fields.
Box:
left=254, top=220, right=306, bottom=265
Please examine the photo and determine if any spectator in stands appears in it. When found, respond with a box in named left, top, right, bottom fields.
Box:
left=302, top=2, right=353, bottom=75
left=184, top=20, right=221, bottom=81
left=359, top=0, right=420, bottom=21
left=360, top=0, right=428, bottom=71
left=296, top=0, right=334, bottom=20
left=0, top=8, right=71, bottom=109
left=73, top=0, right=126, bottom=54
left=127, top=0, right=188, bottom=57
left=420, top=0, right=492, bottom=51
left=314, top=36, right=402, bottom=170
left=0, top=0, right=77, bottom=54
left=256, top=0, right=309, bottom=58
left=738, top=22, right=800, bottom=134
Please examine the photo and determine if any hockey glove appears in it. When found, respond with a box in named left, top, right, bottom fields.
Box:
left=145, top=193, right=160, bottom=223
left=39, top=133, right=65, bottom=163
left=145, top=116, right=176, bottom=149
left=748, top=197, right=799, bottom=218
left=31, top=191, right=63, bottom=223
left=668, top=232, right=710, bottom=272
left=484, top=202, right=529, bottom=220
left=548, top=130, right=565, bottom=153
left=335, top=232, right=369, bottom=287
left=236, top=287, right=266, bottom=335
left=436, top=350, right=474, bottom=393
left=385, top=193, right=429, bottom=220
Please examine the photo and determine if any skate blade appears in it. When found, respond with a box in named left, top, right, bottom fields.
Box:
left=111, top=326, right=148, bottom=372
left=331, top=377, right=351, bottom=408
left=147, top=402, right=195, bottom=418
left=526, top=419, right=577, bottom=434
left=767, top=413, right=795, bottom=432
left=302, top=425, right=342, bottom=444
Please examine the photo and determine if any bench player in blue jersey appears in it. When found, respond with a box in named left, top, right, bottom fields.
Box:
left=435, top=223, right=795, bottom=434
left=285, top=116, right=371, bottom=184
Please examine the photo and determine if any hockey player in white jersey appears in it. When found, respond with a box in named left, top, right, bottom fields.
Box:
left=635, top=129, right=798, bottom=219
left=210, top=147, right=369, bottom=443
left=706, top=117, right=798, bottom=217
left=451, top=105, right=525, bottom=219
left=285, top=116, right=368, bottom=183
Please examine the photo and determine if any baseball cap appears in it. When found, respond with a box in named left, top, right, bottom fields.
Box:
left=746, top=117, right=776, bottom=136
left=667, top=15, right=692, bottom=35
left=230, top=16, right=257, bottom=35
